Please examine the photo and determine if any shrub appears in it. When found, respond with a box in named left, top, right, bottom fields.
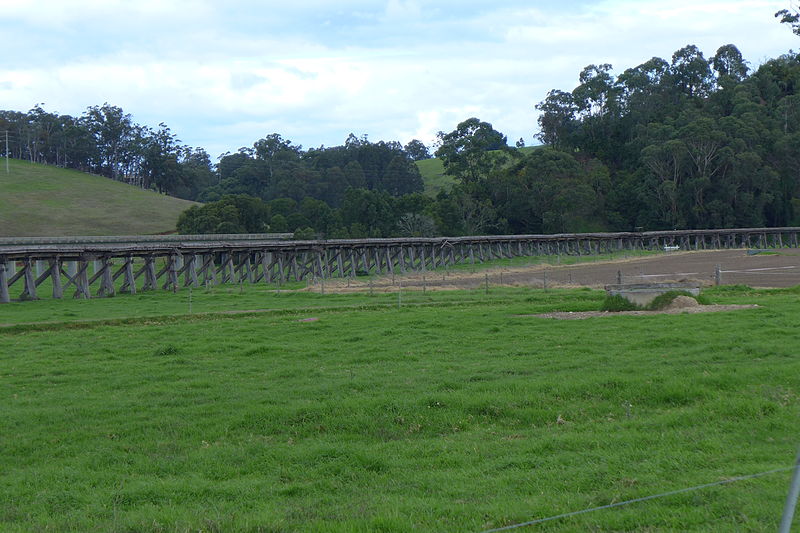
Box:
left=600, top=294, right=641, bottom=312
left=292, top=227, right=316, bottom=240
left=154, top=345, right=179, bottom=356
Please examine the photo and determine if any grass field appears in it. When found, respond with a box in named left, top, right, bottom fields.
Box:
left=0, top=159, right=197, bottom=237
left=2, top=282, right=800, bottom=531
left=415, top=158, right=450, bottom=197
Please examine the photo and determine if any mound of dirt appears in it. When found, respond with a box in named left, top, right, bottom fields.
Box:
left=663, top=295, right=700, bottom=310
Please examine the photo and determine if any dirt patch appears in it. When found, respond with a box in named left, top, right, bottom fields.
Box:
left=307, top=249, right=800, bottom=293
left=526, top=304, right=759, bottom=320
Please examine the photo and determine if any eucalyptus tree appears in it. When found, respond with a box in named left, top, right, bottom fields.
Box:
left=253, top=133, right=302, bottom=181
left=535, top=89, right=577, bottom=148
left=711, top=44, right=749, bottom=83
left=670, top=45, right=714, bottom=99
left=776, top=5, right=800, bottom=35
left=403, top=139, right=431, bottom=160
left=141, top=123, right=182, bottom=193
left=435, top=117, right=508, bottom=185
left=571, top=63, right=621, bottom=159
left=617, top=57, right=672, bottom=112
left=82, top=103, right=137, bottom=179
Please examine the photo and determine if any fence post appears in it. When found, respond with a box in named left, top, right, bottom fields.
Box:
left=715, top=264, right=721, bottom=286
left=779, top=447, right=800, bottom=533
left=617, top=270, right=622, bottom=284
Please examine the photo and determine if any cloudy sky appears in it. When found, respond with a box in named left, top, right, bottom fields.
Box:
left=1, top=0, right=797, bottom=157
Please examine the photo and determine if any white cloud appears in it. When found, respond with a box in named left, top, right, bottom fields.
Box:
left=0, top=0, right=797, bottom=156
left=384, top=0, right=422, bottom=20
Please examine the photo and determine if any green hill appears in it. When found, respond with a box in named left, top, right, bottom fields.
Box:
left=0, top=159, right=198, bottom=237
left=415, top=157, right=450, bottom=196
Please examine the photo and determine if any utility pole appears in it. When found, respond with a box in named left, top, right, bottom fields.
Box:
left=5, top=130, right=8, bottom=174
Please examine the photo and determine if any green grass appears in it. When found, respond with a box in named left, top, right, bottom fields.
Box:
left=0, top=159, right=197, bottom=236
left=0, top=283, right=600, bottom=328
left=2, top=284, right=800, bottom=531
left=415, top=158, right=450, bottom=196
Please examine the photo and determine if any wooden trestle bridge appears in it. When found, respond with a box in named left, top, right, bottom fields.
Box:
left=1, top=227, right=799, bottom=303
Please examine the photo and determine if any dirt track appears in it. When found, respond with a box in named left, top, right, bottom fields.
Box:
left=529, top=249, right=800, bottom=289
left=311, top=250, right=800, bottom=292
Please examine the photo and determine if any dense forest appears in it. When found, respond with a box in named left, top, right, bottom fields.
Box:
left=527, top=44, right=800, bottom=232
left=3, top=10, right=799, bottom=238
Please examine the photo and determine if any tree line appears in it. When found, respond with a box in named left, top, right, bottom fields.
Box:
left=205, top=133, right=426, bottom=206
left=0, top=104, right=430, bottom=207
left=0, top=104, right=217, bottom=199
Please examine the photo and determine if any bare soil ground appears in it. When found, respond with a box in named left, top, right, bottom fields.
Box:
left=310, top=249, right=800, bottom=293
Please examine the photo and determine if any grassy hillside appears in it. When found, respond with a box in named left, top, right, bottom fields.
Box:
left=416, top=157, right=449, bottom=196
left=0, top=159, right=197, bottom=237
left=416, top=146, right=539, bottom=197
left=1, top=284, right=798, bottom=531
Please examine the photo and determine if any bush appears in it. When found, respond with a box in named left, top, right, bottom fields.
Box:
left=600, top=294, right=641, bottom=312
left=292, top=227, right=316, bottom=240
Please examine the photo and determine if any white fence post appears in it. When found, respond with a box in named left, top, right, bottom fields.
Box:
left=779, top=447, right=800, bottom=533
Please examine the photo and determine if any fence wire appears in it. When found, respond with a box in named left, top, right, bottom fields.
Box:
left=481, top=466, right=796, bottom=532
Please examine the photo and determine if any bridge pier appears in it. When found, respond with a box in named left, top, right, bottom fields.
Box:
left=50, top=258, right=63, bottom=299
left=0, top=261, right=9, bottom=303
